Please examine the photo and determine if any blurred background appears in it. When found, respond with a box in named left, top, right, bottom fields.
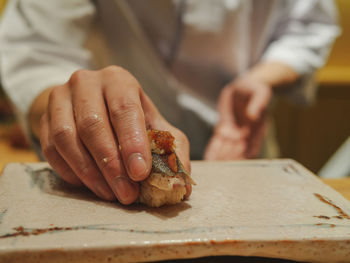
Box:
left=0, top=0, right=349, bottom=176
left=274, top=0, right=350, bottom=176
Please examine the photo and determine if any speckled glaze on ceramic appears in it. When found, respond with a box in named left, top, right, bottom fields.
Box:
left=0, top=160, right=350, bottom=263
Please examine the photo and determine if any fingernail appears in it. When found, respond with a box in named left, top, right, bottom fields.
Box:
left=95, top=182, right=115, bottom=200
left=128, top=153, right=147, bottom=181
left=112, top=176, right=137, bottom=204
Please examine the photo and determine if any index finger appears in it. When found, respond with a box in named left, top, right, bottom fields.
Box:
left=103, top=66, right=152, bottom=182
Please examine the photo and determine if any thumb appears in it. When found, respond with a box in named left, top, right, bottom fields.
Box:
left=140, top=90, right=191, bottom=197
left=140, top=90, right=191, bottom=172
left=246, top=85, right=272, bottom=122
left=139, top=89, right=165, bottom=127
left=217, top=85, right=236, bottom=123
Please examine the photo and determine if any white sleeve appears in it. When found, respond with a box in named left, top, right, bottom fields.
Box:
left=0, top=0, right=96, bottom=136
left=261, top=0, right=341, bottom=104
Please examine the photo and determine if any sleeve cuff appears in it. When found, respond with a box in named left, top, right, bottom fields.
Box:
left=2, top=66, right=78, bottom=142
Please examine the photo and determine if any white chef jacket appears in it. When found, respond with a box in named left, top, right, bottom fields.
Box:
left=0, top=0, right=340, bottom=158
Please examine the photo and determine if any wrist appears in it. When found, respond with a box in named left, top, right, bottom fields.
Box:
left=244, top=61, right=300, bottom=88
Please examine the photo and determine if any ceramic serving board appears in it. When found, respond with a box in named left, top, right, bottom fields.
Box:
left=0, top=160, right=350, bottom=263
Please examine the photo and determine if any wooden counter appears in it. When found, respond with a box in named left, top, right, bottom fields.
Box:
left=0, top=124, right=39, bottom=173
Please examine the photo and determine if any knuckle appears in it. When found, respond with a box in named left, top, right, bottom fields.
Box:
left=109, top=100, right=140, bottom=121
left=178, top=130, right=188, bottom=142
left=69, top=69, right=90, bottom=86
left=77, top=114, right=104, bottom=137
left=52, top=125, right=74, bottom=145
left=120, top=132, right=142, bottom=146
left=48, top=86, right=63, bottom=104
left=102, top=66, right=141, bottom=90
left=102, top=65, right=124, bottom=76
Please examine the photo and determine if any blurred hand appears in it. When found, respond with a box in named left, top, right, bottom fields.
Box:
left=38, top=66, right=191, bottom=204
left=204, top=74, right=272, bottom=160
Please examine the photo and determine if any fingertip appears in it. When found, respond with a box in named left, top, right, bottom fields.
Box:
left=99, top=193, right=116, bottom=202
left=118, top=184, right=139, bottom=205
left=247, top=104, right=260, bottom=122
left=118, top=193, right=138, bottom=205
left=94, top=181, right=116, bottom=201
left=64, top=176, right=84, bottom=187
left=112, top=176, right=139, bottom=205
left=184, top=184, right=192, bottom=199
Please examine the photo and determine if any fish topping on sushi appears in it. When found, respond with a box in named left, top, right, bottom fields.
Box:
left=138, top=130, right=195, bottom=207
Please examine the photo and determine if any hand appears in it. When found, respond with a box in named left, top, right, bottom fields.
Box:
left=37, top=66, right=191, bottom=204
left=204, top=74, right=272, bottom=160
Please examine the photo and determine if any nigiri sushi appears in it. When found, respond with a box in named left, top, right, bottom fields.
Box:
left=138, top=130, right=195, bottom=207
